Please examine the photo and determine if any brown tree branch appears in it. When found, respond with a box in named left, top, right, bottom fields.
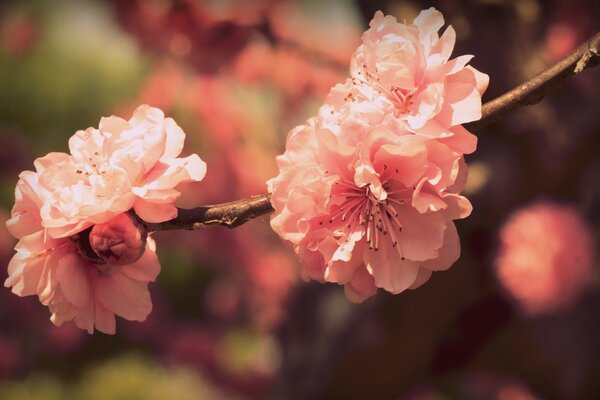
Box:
left=144, top=31, right=600, bottom=233
left=467, top=31, right=600, bottom=132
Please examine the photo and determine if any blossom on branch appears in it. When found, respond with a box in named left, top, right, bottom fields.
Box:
left=5, top=106, right=206, bottom=333
left=269, top=8, right=487, bottom=302
left=319, top=9, right=488, bottom=154
left=40, top=104, right=207, bottom=238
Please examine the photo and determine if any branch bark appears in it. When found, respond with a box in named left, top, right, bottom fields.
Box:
left=142, top=194, right=273, bottom=232
left=147, top=31, right=600, bottom=233
left=467, top=31, right=600, bottom=132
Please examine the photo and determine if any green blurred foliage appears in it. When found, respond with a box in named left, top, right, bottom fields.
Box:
left=0, top=0, right=147, bottom=152
left=0, top=355, right=235, bottom=400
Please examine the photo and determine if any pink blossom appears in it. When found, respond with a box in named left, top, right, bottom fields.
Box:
left=269, top=119, right=471, bottom=302
left=4, top=103, right=205, bottom=334
left=5, top=155, right=160, bottom=334
left=269, top=9, right=481, bottom=302
left=39, top=104, right=207, bottom=238
left=319, top=8, right=488, bottom=154
left=495, top=203, right=594, bottom=315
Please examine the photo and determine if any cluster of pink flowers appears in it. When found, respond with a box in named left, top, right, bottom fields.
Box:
left=268, top=9, right=488, bottom=302
left=495, top=202, right=594, bottom=315
left=5, top=105, right=206, bottom=333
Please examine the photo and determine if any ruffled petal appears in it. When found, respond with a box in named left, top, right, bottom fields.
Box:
left=94, top=270, right=153, bottom=322
left=344, top=266, right=377, bottom=303
left=119, top=237, right=161, bottom=283
left=56, top=251, right=91, bottom=308
left=364, top=238, right=420, bottom=293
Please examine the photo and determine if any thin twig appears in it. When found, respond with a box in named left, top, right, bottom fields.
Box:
left=467, top=31, right=600, bottom=132
left=145, top=31, right=600, bottom=233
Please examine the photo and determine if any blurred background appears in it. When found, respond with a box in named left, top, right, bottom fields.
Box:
left=0, top=0, right=599, bottom=399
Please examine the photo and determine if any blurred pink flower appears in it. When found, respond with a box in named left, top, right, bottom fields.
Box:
left=320, top=9, right=488, bottom=154
left=38, top=104, right=206, bottom=237
left=108, top=0, right=274, bottom=73
left=1, top=10, right=38, bottom=55
left=269, top=118, right=471, bottom=302
left=495, top=203, right=595, bottom=315
left=5, top=155, right=161, bottom=334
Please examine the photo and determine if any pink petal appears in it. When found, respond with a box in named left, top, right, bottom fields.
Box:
left=408, top=268, right=433, bottom=289
left=395, top=206, right=445, bottom=261
left=72, top=297, right=95, bottom=334
left=407, top=83, right=444, bottom=129
left=325, top=241, right=364, bottom=284
left=56, top=250, right=91, bottom=308
left=163, top=117, right=185, bottom=159
left=140, top=154, right=207, bottom=191
left=467, top=65, right=489, bottom=95
left=443, top=193, right=473, bottom=219
left=364, top=238, right=421, bottom=293
left=441, top=67, right=484, bottom=125
left=127, top=105, right=168, bottom=170
left=48, top=290, right=79, bottom=327
left=6, top=171, right=43, bottom=239
left=98, top=115, right=130, bottom=134
left=438, top=125, right=478, bottom=154
left=33, top=152, right=71, bottom=173
left=37, top=248, right=61, bottom=305
left=133, top=199, right=178, bottom=223
left=94, top=270, right=153, bottom=322
left=435, top=26, right=457, bottom=62
left=443, top=54, right=473, bottom=76
left=92, top=299, right=117, bottom=335
left=421, top=221, right=461, bottom=271
left=412, top=180, right=448, bottom=213
left=414, top=7, right=444, bottom=42
left=374, top=139, right=428, bottom=188
left=119, top=237, right=161, bottom=283
left=344, top=266, right=377, bottom=303
left=5, top=250, right=46, bottom=296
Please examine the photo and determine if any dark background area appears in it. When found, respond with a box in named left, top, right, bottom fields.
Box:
left=0, top=0, right=599, bottom=399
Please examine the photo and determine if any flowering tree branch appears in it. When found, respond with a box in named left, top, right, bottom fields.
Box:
left=141, top=194, right=273, bottom=232
left=144, top=31, right=600, bottom=233
left=467, top=31, right=600, bottom=132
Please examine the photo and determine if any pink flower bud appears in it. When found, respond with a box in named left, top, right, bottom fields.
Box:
left=89, top=214, right=147, bottom=266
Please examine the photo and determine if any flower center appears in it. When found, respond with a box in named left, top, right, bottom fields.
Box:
left=389, top=86, right=415, bottom=114
left=328, top=176, right=413, bottom=252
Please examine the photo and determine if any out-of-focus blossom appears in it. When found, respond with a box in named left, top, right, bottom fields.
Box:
left=107, top=0, right=275, bottom=73
left=0, top=335, right=19, bottom=377
left=233, top=41, right=347, bottom=102
left=37, top=104, right=206, bottom=237
left=0, top=10, right=38, bottom=55
left=267, top=0, right=362, bottom=65
left=5, top=105, right=206, bottom=333
left=45, top=324, right=86, bottom=354
left=269, top=119, right=471, bottom=302
left=460, top=371, right=540, bottom=400
left=321, top=9, right=488, bottom=154
left=495, top=203, right=595, bottom=315
left=269, top=8, right=481, bottom=302
left=544, top=23, right=579, bottom=61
